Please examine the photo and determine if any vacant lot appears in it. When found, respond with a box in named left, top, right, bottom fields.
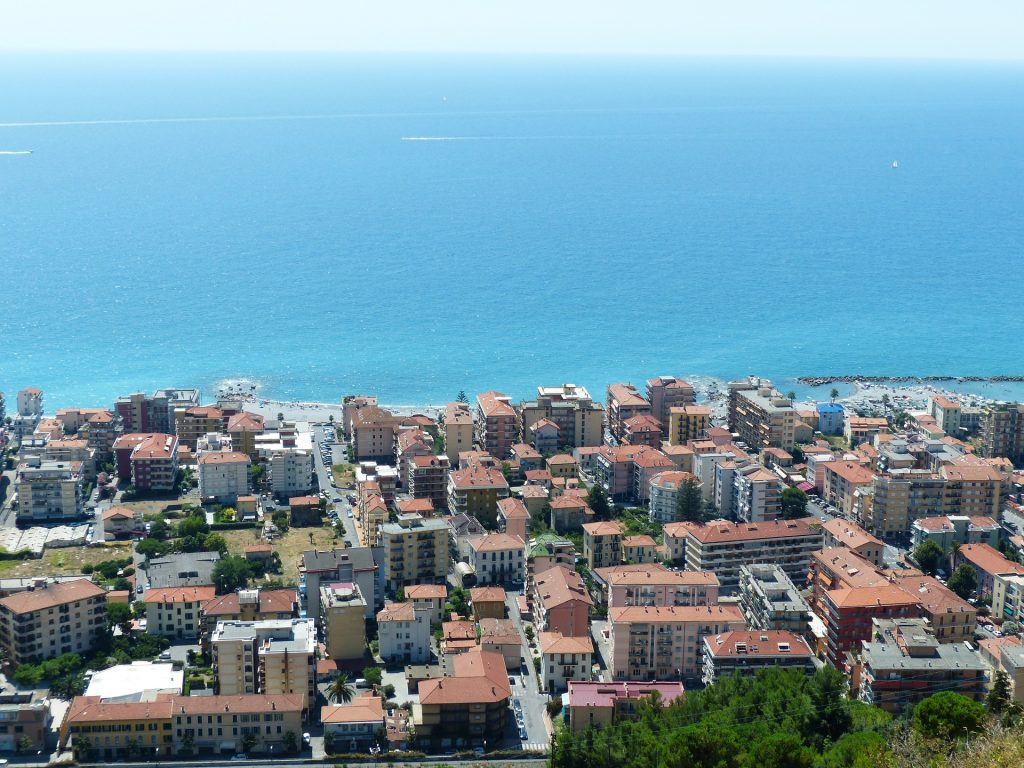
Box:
left=0, top=542, right=133, bottom=577
left=119, top=497, right=190, bottom=520
left=332, top=463, right=356, bottom=488
left=221, top=526, right=343, bottom=584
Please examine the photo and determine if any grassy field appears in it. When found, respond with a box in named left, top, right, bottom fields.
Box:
left=0, top=542, right=133, bottom=577
left=119, top=498, right=189, bottom=520
left=332, top=463, right=357, bottom=488
left=220, top=526, right=343, bottom=583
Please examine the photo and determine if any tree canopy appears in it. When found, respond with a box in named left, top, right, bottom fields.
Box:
left=911, top=691, right=987, bottom=741
left=587, top=484, right=612, bottom=520
left=946, top=564, right=978, bottom=600
left=780, top=487, right=808, bottom=519
left=675, top=478, right=703, bottom=523
left=912, top=539, right=944, bottom=576
left=212, top=555, right=251, bottom=594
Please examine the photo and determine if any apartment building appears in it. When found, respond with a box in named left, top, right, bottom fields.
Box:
left=415, top=648, right=511, bottom=745
left=980, top=402, right=1024, bottom=464
left=887, top=572, right=977, bottom=644
left=404, top=584, right=447, bottom=627
left=867, top=470, right=946, bottom=538
left=381, top=515, right=449, bottom=592
left=355, top=489, right=388, bottom=547
left=322, top=696, right=385, bottom=753
left=350, top=405, right=403, bottom=463
left=816, top=402, right=845, bottom=436
left=15, top=457, right=84, bottom=524
left=408, top=454, right=450, bottom=509
left=646, top=377, right=696, bottom=428
left=821, top=518, right=885, bottom=567
left=144, top=586, right=215, bottom=641
left=468, top=533, right=525, bottom=587
left=318, top=582, right=367, bottom=661
left=376, top=602, right=431, bottom=663
left=469, top=586, right=506, bottom=620
left=124, top=433, right=179, bottom=492
left=200, top=588, right=300, bottom=647
left=738, top=563, right=811, bottom=633
left=582, top=520, right=624, bottom=570
left=210, top=618, right=316, bottom=719
left=197, top=451, right=250, bottom=503
left=822, top=585, right=922, bottom=667
left=0, top=579, right=107, bottom=664
left=301, top=547, right=380, bottom=620
left=0, top=692, right=50, bottom=752
left=533, top=565, right=592, bottom=637
left=446, top=464, right=510, bottom=526
left=956, top=543, right=1024, bottom=599
left=79, top=410, right=122, bottom=463
left=648, top=471, right=700, bottom=524
left=41, top=438, right=96, bottom=481
left=225, top=411, right=265, bottom=459
left=727, top=379, right=797, bottom=451
left=860, top=619, right=987, bottom=713
left=622, top=535, right=658, bottom=564
left=540, top=632, right=594, bottom=694
left=609, top=604, right=744, bottom=680
left=394, top=429, right=433, bottom=490
left=114, top=392, right=156, bottom=434
left=566, top=681, right=684, bottom=735
left=662, top=518, right=823, bottom=592
left=911, top=515, right=1000, bottom=551
left=733, top=465, right=781, bottom=523
left=174, top=406, right=223, bottom=450
left=701, top=630, right=816, bottom=685
left=475, top=391, right=518, bottom=459
left=595, top=564, right=719, bottom=610
left=621, top=415, right=663, bottom=448
left=519, top=384, right=604, bottom=449
left=845, top=416, right=890, bottom=447
left=527, top=534, right=576, bottom=580
left=823, top=461, right=876, bottom=517
left=548, top=496, right=592, bottom=534
left=443, top=401, right=475, bottom=464
left=606, top=383, right=652, bottom=444
left=497, top=497, right=530, bottom=541
left=666, top=405, right=711, bottom=446
left=268, top=447, right=313, bottom=496
left=115, top=388, right=199, bottom=436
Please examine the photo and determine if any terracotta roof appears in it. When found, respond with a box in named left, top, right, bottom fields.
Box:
left=825, top=461, right=876, bottom=485
left=548, top=454, right=577, bottom=465
left=517, top=485, right=549, bottom=498
left=132, top=434, right=178, bottom=460
left=931, top=396, right=960, bottom=410
left=888, top=573, right=974, bottom=616
left=525, top=469, right=553, bottom=482
left=66, top=696, right=172, bottom=724
left=497, top=497, right=530, bottom=519
left=197, top=451, right=250, bottom=465
left=530, top=419, right=559, bottom=433
left=822, top=518, right=883, bottom=550
left=958, top=543, right=1024, bottom=576
left=663, top=517, right=820, bottom=544
left=539, top=631, right=594, bottom=655
left=942, top=461, right=1003, bottom=483
left=172, top=694, right=303, bottom=715
left=0, top=579, right=105, bottom=614
left=477, top=391, right=516, bottom=418
left=442, top=620, right=476, bottom=641
left=404, top=584, right=447, bottom=600
left=469, top=533, right=524, bottom=553
left=470, top=586, right=506, bottom=603
left=624, top=414, right=662, bottom=433
left=321, top=696, right=384, bottom=724
left=607, top=384, right=648, bottom=407
left=418, top=648, right=510, bottom=705
left=184, top=406, right=223, bottom=419
left=824, top=584, right=921, bottom=609
left=377, top=602, right=415, bottom=622
left=623, top=535, right=657, bottom=547
left=512, top=442, right=543, bottom=458
left=811, top=547, right=886, bottom=589
left=582, top=521, right=624, bottom=536
left=144, top=586, right=216, bottom=604
left=87, top=410, right=115, bottom=424
left=627, top=447, right=674, bottom=469
left=397, top=499, right=435, bottom=516
left=202, top=588, right=298, bottom=616
left=290, top=495, right=320, bottom=506
left=596, top=565, right=719, bottom=587
left=549, top=496, right=586, bottom=509
left=227, top=411, right=264, bottom=432
left=609, top=604, right=744, bottom=624
left=704, top=630, right=813, bottom=659
left=102, top=505, right=138, bottom=521
left=449, top=464, right=508, bottom=490
left=244, top=544, right=273, bottom=554
left=478, top=617, right=519, bottom=644
left=650, top=471, right=699, bottom=490
left=396, top=428, right=431, bottom=453
left=568, top=681, right=684, bottom=709
left=411, top=454, right=447, bottom=469
left=534, top=565, right=592, bottom=609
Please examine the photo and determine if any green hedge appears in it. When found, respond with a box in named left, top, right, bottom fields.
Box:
left=209, top=521, right=259, bottom=531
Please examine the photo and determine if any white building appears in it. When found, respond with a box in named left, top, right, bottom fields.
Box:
left=16, top=388, right=43, bottom=418
left=468, top=533, right=526, bottom=588
left=648, top=471, right=700, bottom=524
left=539, top=632, right=593, bottom=695
left=197, top=451, right=251, bottom=503
left=376, top=602, right=431, bottom=664
left=270, top=447, right=314, bottom=495
left=733, top=465, right=781, bottom=523
left=15, top=457, right=84, bottom=524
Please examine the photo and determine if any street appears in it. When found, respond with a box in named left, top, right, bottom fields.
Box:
left=310, top=424, right=358, bottom=544
left=505, top=590, right=551, bottom=753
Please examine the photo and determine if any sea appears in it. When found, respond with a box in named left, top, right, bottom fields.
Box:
left=2, top=53, right=1024, bottom=409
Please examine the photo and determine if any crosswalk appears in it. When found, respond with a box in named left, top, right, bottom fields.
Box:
left=522, top=743, right=550, bottom=754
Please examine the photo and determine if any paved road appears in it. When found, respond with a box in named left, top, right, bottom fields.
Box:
left=310, top=424, right=358, bottom=544
left=505, top=590, right=550, bottom=752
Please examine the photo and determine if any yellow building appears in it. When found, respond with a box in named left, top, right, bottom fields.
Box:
left=582, top=521, right=624, bottom=570
left=444, top=402, right=475, bottom=464
left=381, top=515, right=449, bottom=592
left=319, top=583, right=367, bottom=662
left=174, top=405, right=224, bottom=449
left=446, top=464, right=510, bottom=527
left=667, top=405, right=711, bottom=446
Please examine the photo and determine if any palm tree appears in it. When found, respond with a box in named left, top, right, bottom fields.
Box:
left=830, top=388, right=839, bottom=403
left=327, top=671, right=355, bottom=704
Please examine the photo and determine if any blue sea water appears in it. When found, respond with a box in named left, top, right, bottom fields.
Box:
left=2, top=53, right=1023, bottom=409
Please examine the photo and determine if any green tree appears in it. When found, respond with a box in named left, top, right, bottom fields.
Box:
left=177, top=512, right=209, bottom=538
left=283, top=731, right=297, bottom=753
left=456, top=390, right=468, bottom=403
left=1002, top=620, right=1022, bottom=636
left=744, top=732, right=815, bottom=768
left=830, top=388, right=839, bottom=403
left=445, top=587, right=470, bottom=618
left=363, top=666, right=383, bottom=687
left=821, top=731, right=887, bottom=768
left=912, top=539, right=944, bottom=576
left=203, top=532, right=228, bottom=554
left=786, top=391, right=797, bottom=401
left=987, top=669, right=1013, bottom=715
left=148, top=518, right=169, bottom=540
left=327, top=672, right=355, bottom=704
left=586, top=484, right=611, bottom=520
left=212, top=555, right=251, bottom=594
left=911, top=691, right=987, bottom=741
left=106, top=601, right=134, bottom=634
left=946, top=564, right=978, bottom=600
left=780, top=487, right=808, bottom=519
left=136, top=537, right=169, bottom=558
left=675, top=478, right=703, bottom=523
left=16, top=735, right=33, bottom=753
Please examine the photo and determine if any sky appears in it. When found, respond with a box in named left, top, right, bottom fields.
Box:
left=1, top=1, right=1022, bottom=59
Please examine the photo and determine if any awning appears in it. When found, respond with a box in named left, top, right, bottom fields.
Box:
left=796, top=482, right=815, bottom=492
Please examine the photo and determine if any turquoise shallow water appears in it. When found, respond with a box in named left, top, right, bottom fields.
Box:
left=1, top=54, right=1023, bottom=408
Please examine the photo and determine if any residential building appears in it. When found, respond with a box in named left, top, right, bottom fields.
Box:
left=478, top=618, right=521, bottom=669
left=527, top=534, right=576, bottom=580
left=395, top=429, right=434, bottom=490
left=318, top=582, right=367, bottom=661
left=441, top=619, right=477, bottom=655
left=940, top=460, right=1003, bottom=518
left=301, top=548, right=380, bottom=620
left=530, top=419, right=561, bottom=455
left=667, top=405, right=711, bottom=446
left=929, top=397, right=962, bottom=436
left=342, top=395, right=379, bottom=438
left=146, top=552, right=221, bottom=589
left=993, top=573, right=1024, bottom=625
left=41, top=437, right=96, bottom=481
left=867, top=470, right=946, bottom=538
left=888, top=572, right=977, bottom=644
left=414, top=648, right=511, bottom=745
left=174, top=406, right=223, bottom=450
left=210, top=618, right=316, bottom=718
left=468, top=533, right=525, bottom=588
left=268, top=447, right=314, bottom=496
left=226, top=411, right=265, bottom=459
left=519, top=384, right=604, bottom=449
left=860, top=618, right=987, bottom=713
left=469, top=586, right=507, bottom=620
left=662, top=518, right=823, bottom=592
left=738, top=563, right=812, bottom=633
left=592, top=444, right=663, bottom=502
left=497, top=497, right=530, bottom=541
left=595, top=564, right=719, bottom=610
left=956, top=544, right=1024, bottom=599
left=125, top=433, right=180, bottom=491
left=197, top=451, right=250, bottom=504
left=980, top=402, right=1024, bottom=464
left=606, top=384, right=651, bottom=444
left=16, top=388, right=43, bottom=420
left=823, top=461, right=876, bottom=517
left=381, top=515, right=449, bottom=592
left=822, top=518, right=885, bottom=567
left=845, top=416, right=890, bottom=447
left=356, top=488, right=388, bottom=546
left=350, top=405, right=403, bottom=463
left=646, top=377, right=696, bottom=428
left=816, top=402, right=845, bottom=436
left=15, top=457, right=84, bottom=524
left=566, top=681, right=684, bottom=735
left=443, top=402, right=475, bottom=464
left=621, top=415, right=663, bottom=448
left=0, top=579, right=107, bottom=664
left=648, top=470, right=700, bottom=524
left=540, top=632, right=593, bottom=694
left=404, top=584, right=447, bottom=627
left=701, top=630, right=816, bottom=685
left=582, top=521, right=624, bottom=570
left=173, top=693, right=304, bottom=754
left=322, top=696, right=385, bottom=753
left=200, top=588, right=300, bottom=646
left=631, top=447, right=675, bottom=504
left=475, top=391, right=518, bottom=459
left=377, top=602, right=431, bottom=663
left=727, top=379, right=797, bottom=451
left=0, top=692, right=50, bottom=752
left=733, top=465, right=781, bottom=523
left=62, top=696, right=174, bottom=760
left=609, top=605, right=744, bottom=680
left=408, top=454, right=450, bottom=510
left=532, top=565, right=592, bottom=637
left=288, top=495, right=321, bottom=527
left=548, top=496, right=592, bottom=533
left=144, top=586, right=215, bottom=641
left=101, top=505, right=143, bottom=538
left=622, top=535, right=658, bottom=564
left=446, top=464, right=509, bottom=527
left=911, top=515, right=1000, bottom=551
left=822, top=585, right=922, bottom=667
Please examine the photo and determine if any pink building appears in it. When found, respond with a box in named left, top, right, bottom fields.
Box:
left=595, top=564, right=720, bottom=610
left=533, top=565, right=592, bottom=638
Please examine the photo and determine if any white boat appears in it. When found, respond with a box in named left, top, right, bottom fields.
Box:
left=891, top=160, right=899, bottom=169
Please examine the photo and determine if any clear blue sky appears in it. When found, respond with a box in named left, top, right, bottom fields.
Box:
left=2, top=1, right=1022, bottom=59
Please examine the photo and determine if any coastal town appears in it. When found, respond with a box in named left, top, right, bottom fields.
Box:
left=0, top=375, right=1023, bottom=764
